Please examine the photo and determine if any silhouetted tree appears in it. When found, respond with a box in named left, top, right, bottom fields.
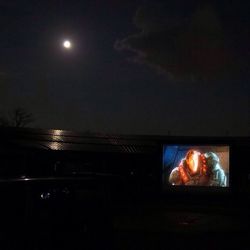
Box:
left=0, top=108, right=34, bottom=128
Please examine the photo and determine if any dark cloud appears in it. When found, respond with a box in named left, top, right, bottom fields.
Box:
left=115, top=2, right=249, bottom=82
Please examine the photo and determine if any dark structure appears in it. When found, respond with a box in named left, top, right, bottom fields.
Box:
left=0, top=127, right=250, bottom=249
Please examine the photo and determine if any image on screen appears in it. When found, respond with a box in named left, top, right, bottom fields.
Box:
left=162, top=145, right=229, bottom=187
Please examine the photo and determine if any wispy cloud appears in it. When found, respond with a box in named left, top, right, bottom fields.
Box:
left=115, top=2, right=249, bottom=82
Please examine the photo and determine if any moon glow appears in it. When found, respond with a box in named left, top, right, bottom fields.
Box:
left=63, top=40, right=71, bottom=49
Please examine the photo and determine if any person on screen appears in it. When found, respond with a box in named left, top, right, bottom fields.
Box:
left=169, top=150, right=227, bottom=186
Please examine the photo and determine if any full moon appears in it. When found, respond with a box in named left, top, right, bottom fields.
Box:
left=63, top=40, right=71, bottom=49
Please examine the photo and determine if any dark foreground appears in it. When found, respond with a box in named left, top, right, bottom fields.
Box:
left=0, top=129, right=249, bottom=249
left=1, top=196, right=250, bottom=250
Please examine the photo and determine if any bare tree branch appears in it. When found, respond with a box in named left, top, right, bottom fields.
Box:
left=0, top=108, right=35, bottom=128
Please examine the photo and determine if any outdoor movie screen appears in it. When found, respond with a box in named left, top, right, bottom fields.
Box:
left=162, top=145, right=229, bottom=187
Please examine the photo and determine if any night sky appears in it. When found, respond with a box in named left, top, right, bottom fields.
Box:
left=0, top=0, right=249, bottom=136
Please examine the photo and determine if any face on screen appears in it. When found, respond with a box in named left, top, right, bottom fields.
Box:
left=162, top=145, right=229, bottom=187
left=185, top=150, right=200, bottom=174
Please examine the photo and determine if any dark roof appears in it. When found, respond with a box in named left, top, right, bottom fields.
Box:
left=0, top=127, right=159, bottom=154
left=0, top=127, right=249, bottom=154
